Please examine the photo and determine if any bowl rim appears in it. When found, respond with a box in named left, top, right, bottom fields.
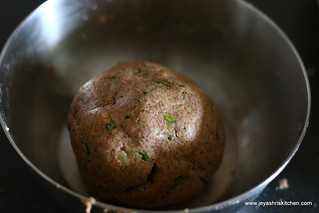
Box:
left=0, top=0, right=311, bottom=212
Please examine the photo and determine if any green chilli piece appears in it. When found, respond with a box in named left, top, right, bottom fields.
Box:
left=136, top=99, right=143, bottom=104
left=138, top=151, right=148, bottom=161
left=174, top=174, right=183, bottom=182
left=109, top=75, right=116, bottom=79
left=82, top=141, right=90, bottom=156
left=178, top=84, right=185, bottom=87
left=143, top=89, right=153, bottom=95
left=133, top=151, right=148, bottom=161
left=106, top=122, right=117, bottom=130
left=216, top=131, right=221, bottom=140
left=164, top=113, right=175, bottom=123
left=156, top=81, right=171, bottom=88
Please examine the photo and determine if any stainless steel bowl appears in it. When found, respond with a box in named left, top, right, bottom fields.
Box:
left=0, top=0, right=310, bottom=212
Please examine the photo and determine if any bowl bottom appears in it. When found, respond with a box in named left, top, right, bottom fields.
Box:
left=57, top=122, right=238, bottom=210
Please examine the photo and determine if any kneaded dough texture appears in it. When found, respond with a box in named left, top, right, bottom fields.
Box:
left=67, top=61, right=225, bottom=208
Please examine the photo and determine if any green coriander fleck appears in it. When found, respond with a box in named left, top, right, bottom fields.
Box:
left=82, top=141, right=90, bottom=156
left=178, top=84, right=185, bottom=87
left=144, top=72, right=150, bottom=76
left=143, top=89, right=153, bottom=95
left=211, top=107, right=215, bottom=113
left=156, top=81, right=171, bottom=88
left=135, top=135, right=141, bottom=141
left=157, top=68, right=164, bottom=72
left=136, top=99, right=143, bottom=104
left=142, top=63, right=147, bottom=67
left=124, top=115, right=131, bottom=120
left=174, top=174, right=183, bottom=182
left=164, top=113, right=175, bottom=123
left=136, top=151, right=148, bottom=161
left=216, top=131, right=221, bottom=140
left=133, top=70, right=141, bottom=74
left=168, top=136, right=172, bottom=141
left=106, top=122, right=117, bottom=130
left=167, top=80, right=172, bottom=84
left=109, top=75, right=116, bottom=79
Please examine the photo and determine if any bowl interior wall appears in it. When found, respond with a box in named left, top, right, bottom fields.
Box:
left=0, top=0, right=309, bottom=210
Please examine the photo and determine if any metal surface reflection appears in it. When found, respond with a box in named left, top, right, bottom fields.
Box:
left=40, top=0, right=60, bottom=47
left=0, top=0, right=310, bottom=212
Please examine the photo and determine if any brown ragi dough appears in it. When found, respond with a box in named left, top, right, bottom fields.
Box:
left=67, top=61, right=225, bottom=208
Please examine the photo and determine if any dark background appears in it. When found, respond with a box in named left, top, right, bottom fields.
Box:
left=0, top=0, right=318, bottom=212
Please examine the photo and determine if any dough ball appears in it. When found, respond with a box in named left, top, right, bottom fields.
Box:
left=67, top=61, right=225, bottom=208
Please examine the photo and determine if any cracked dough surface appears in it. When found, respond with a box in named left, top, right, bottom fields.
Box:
left=67, top=61, right=225, bottom=208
